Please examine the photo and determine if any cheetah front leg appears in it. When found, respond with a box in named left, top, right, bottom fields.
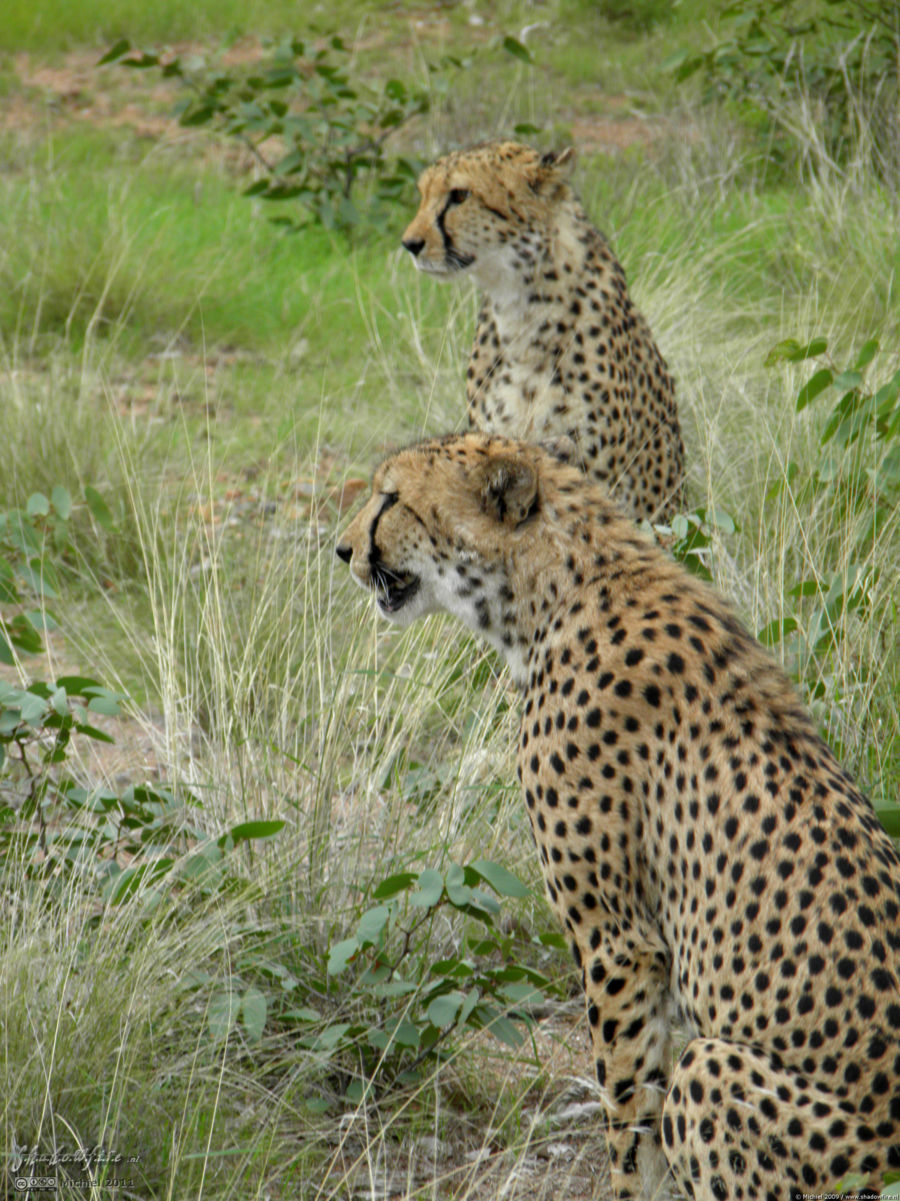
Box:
left=583, top=930, right=674, bottom=1200
left=663, top=1038, right=893, bottom=1200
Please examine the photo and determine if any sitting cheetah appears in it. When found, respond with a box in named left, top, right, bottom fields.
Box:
left=401, top=141, right=684, bottom=523
left=337, top=433, right=900, bottom=1200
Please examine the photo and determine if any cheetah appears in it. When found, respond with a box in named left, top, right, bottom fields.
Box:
left=401, top=141, right=685, bottom=523
left=337, top=432, right=900, bottom=1201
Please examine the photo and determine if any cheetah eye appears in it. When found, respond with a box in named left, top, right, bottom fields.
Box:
left=447, top=188, right=469, bottom=206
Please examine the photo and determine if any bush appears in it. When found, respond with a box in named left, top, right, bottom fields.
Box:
left=761, top=331, right=900, bottom=831
left=99, top=31, right=538, bottom=238
left=667, top=0, right=900, bottom=178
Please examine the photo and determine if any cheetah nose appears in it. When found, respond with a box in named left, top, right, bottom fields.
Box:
left=402, top=237, right=425, bottom=257
left=335, top=543, right=352, bottom=564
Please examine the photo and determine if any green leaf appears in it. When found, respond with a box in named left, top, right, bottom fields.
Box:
left=457, top=989, right=480, bottom=1028
left=241, top=987, right=268, bottom=1041
left=6, top=618, right=44, bottom=656
left=49, top=485, right=72, bottom=520
left=695, top=505, right=736, bottom=535
left=226, top=819, right=286, bottom=845
left=426, top=991, right=464, bottom=1028
left=662, top=48, right=690, bottom=71
left=874, top=369, right=900, bottom=418
left=796, top=367, right=834, bottom=411
left=85, top=486, right=114, bottom=531
left=875, top=804, right=900, bottom=839
left=97, top=38, right=132, bottom=65
left=27, top=492, right=50, bottom=517
left=181, top=104, right=218, bottom=127
left=482, top=1010, right=525, bottom=1047
left=87, top=694, right=121, bottom=717
left=501, top=981, right=544, bottom=1005
left=208, top=991, right=240, bottom=1042
left=445, top=862, right=473, bottom=907
left=853, top=339, right=879, bottom=370
left=73, top=722, right=115, bottom=743
left=23, top=609, right=48, bottom=635
left=327, top=937, right=359, bottom=975
left=464, top=886, right=500, bottom=915
left=469, top=858, right=529, bottom=898
left=786, top=579, right=822, bottom=599
left=316, top=1022, right=351, bottom=1049
left=391, top=1019, right=421, bottom=1048
left=757, top=617, right=798, bottom=646
left=283, top=1006, right=321, bottom=1022
left=366, top=1028, right=392, bottom=1052
left=831, top=370, right=862, bottom=392
left=764, top=336, right=827, bottom=367
left=56, top=674, right=103, bottom=693
left=384, top=78, right=407, bottom=102
left=357, top=904, right=391, bottom=944
left=373, top=979, right=417, bottom=998
left=373, top=871, right=417, bottom=899
left=17, top=692, right=49, bottom=726
left=430, top=958, right=474, bottom=979
left=502, top=35, right=533, bottom=64
left=408, top=868, right=444, bottom=908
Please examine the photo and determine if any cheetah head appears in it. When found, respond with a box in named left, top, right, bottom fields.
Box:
left=401, top=141, right=576, bottom=282
left=336, top=435, right=550, bottom=668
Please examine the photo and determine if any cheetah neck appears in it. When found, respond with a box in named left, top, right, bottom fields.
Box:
left=483, top=508, right=809, bottom=747
left=472, top=504, right=661, bottom=690
left=472, top=199, right=593, bottom=343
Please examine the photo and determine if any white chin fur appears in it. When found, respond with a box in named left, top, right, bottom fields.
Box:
left=374, top=585, right=436, bottom=627
left=416, top=260, right=460, bottom=277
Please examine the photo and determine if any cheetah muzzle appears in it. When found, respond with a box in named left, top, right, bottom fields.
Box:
left=371, top=561, right=420, bottom=615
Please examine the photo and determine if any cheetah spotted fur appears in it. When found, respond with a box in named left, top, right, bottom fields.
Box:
left=401, top=141, right=685, bottom=523
left=338, top=432, right=900, bottom=1201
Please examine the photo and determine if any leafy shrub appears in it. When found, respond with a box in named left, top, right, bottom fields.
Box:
left=1, top=491, right=548, bottom=1075
left=0, top=487, right=73, bottom=664
left=761, top=333, right=900, bottom=833
left=99, top=32, right=536, bottom=237
left=0, top=487, right=285, bottom=906
left=764, top=333, right=900, bottom=569
left=667, top=0, right=900, bottom=178
left=311, top=860, right=561, bottom=1099
left=668, top=505, right=738, bottom=582
left=100, top=34, right=440, bottom=236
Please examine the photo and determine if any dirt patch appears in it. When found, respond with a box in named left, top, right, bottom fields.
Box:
left=571, top=112, right=657, bottom=153
left=10, top=49, right=179, bottom=138
left=7, top=43, right=661, bottom=157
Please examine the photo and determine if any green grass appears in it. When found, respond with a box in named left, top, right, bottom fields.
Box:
left=1, top=3, right=899, bottom=1197
left=3, top=0, right=387, bottom=52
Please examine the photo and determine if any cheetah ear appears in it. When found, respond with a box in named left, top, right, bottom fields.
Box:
left=540, top=146, right=576, bottom=175
left=479, top=457, right=539, bottom=526
left=532, top=147, right=576, bottom=197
